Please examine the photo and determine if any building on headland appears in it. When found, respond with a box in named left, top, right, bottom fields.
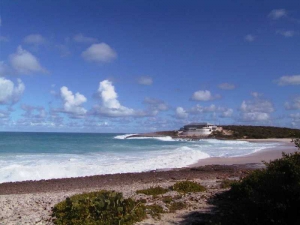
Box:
left=179, top=122, right=218, bottom=136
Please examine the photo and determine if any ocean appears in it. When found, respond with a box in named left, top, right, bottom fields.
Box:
left=0, top=132, right=277, bottom=183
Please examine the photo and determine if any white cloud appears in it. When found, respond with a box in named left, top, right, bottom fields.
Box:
left=176, top=107, right=188, bottom=119
left=82, top=43, right=117, bottom=63
left=9, top=46, right=47, bottom=74
left=189, top=104, right=233, bottom=118
left=240, top=97, right=274, bottom=122
left=60, top=86, right=87, bottom=116
left=94, top=80, right=136, bottom=117
left=285, top=96, right=300, bottom=110
left=138, top=76, right=153, bottom=85
left=73, top=34, right=98, bottom=43
left=242, top=112, right=270, bottom=121
left=276, top=75, right=300, bottom=86
left=218, top=83, right=235, bottom=90
left=0, top=77, right=25, bottom=104
left=276, top=30, right=295, bottom=37
left=241, top=99, right=274, bottom=113
left=191, top=90, right=219, bottom=101
left=244, top=34, right=255, bottom=42
left=190, top=104, right=216, bottom=114
left=268, top=9, right=287, bottom=20
left=221, top=108, right=233, bottom=118
left=23, top=34, right=46, bottom=45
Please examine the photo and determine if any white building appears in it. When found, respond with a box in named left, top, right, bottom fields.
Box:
left=179, top=122, right=217, bottom=136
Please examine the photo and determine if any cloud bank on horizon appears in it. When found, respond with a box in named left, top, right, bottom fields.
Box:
left=0, top=1, right=299, bottom=132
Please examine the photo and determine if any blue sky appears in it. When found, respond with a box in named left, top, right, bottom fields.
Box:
left=0, top=0, right=299, bottom=133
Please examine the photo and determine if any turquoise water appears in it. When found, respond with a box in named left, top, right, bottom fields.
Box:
left=0, top=132, right=277, bottom=183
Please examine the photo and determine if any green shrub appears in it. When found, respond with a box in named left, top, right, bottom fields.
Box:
left=52, top=190, right=146, bottom=225
left=145, top=204, right=165, bottom=219
left=219, top=179, right=238, bottom=189
left=168, top=201, right=187, bottom=212
left=210, top=148, right=300, bottom=225
left=172, top=181, right=206, bottom=194
left=293, top=137, right=300, bottom=149
left=162, top=195, right=173, bottom=204
left=136, top=186, right=169, bottom=196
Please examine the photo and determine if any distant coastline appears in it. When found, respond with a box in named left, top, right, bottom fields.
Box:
left=127, top=125, right=300, bottom=140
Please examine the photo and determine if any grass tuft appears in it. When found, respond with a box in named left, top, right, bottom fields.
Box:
left=172, top=181, right=206, bottom=194
left=136, top=186, right=169, bottom=196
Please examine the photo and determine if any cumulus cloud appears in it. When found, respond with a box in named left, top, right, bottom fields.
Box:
left=60, top=86, right=87, bottom=116
left=221, top=108, right=233, bottom=118
left=23, top=34, right=46, bottom=45
left=9, top=46, right=47, bottom=74
left=176, top=107, right=188, bottom=119
left=93, top=80, right=136, bottom=117
left=268, top=9, right=287, bottom=20
left=276, top=30, right=295, bottom=38
left=218, top=83, right=235, bottom=90
left=73, top=34, right=98, bottom=43
left=285, top=96, right=300, bottom=110
left=244, top=34, right=255, bottom=42
left=276, top=75, right=300, bottom=86
left=0, top=77, right=25, bottom=104
left=138, top=76, right=153, bottom=85
left=240, top=97, right=274, bottom=122
left=191, top=90, right=219, bottom=101
left=82, top=43, right=117, bottom=63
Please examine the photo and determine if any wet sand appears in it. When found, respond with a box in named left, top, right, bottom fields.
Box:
left=191, top=139, right=297, bottom=167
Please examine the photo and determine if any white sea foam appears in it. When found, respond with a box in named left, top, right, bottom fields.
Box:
left=126, top=136, right=174, bottom=141
left=0, top=135, right=279, bottom=183
left=114, top=134, right=137, bottom=139
left=0, top=146, right=210, bottom=183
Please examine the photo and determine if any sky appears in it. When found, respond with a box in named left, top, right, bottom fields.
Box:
left=0, top=0, right=300, bottom=133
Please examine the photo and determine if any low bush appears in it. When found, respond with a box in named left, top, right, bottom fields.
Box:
left=136, top=186, right=169, bottom=196
left=172, top=181, right=206, bottom=194
left=210, top=138, right=300, bottom=225
left=52, top=190, right=146, bottom=225
left=167, top=201, right=187, bottom=212
left=145, top=204, right=165, bottom=220
left=219, top=179, right=238, bottom=189
left=162, top=195, right=173, bottom=204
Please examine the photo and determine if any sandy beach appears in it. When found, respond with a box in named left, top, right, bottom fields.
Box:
left=0, top=139, right=298, bottom=225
